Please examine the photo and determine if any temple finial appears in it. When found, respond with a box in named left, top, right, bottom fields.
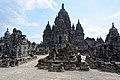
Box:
left=48, top=21, right=49, bottom=24
left=62, top=3, right=64, bottom=9
left=7, top=28, right=8, bottom=31
left=112, top=22, right=114, bottom=28
left=78, top=19, right=80, bottom=23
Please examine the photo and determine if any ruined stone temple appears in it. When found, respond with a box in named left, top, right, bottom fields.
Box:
left=0, top=28, right=37, bottom=67
left=42, top=3, right=87, bottom=50
left=0, top=27, right=38, bottom=67
left=41, top=3, right=120, bottom=72
left=86, top=23, right=120, bottom=72
left=105, top=23, right=120, bottom=45
left=0, top=28, right=29, bottom=58
left=93, top=23, right=120, bottom=61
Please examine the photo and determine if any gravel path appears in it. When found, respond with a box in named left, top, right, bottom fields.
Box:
left=0, top=55, right=120, bottom=80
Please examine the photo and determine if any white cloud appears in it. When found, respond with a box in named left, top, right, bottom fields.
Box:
left=16, top=17, right=40, bottom=27
left=0, top=0, right=57, bottom=28
left=0, top=0, right=57, bottom=42
left=89, top=0, right=96, bottom=4
left=28, top=33, right=42, bottom=43
left=27, top=22, right=39, bottom=27
left=104, top=11, right=120, bottom=21
left=109, top=11, right=120, bottom=20
left=17, top=0, right=57, bottom=11
left=103, top=17, right=107, bottom=21
left=80, top=18, right=107, bottom=41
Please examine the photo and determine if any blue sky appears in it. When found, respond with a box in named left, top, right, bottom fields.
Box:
left=0, top=0, right=120, bottom=43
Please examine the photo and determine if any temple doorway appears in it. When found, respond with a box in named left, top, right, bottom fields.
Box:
left=59, top=36, right=62, bottom=44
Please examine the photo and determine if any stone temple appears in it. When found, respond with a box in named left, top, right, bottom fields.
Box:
left=43, top=3, right=87, bottom=50
left=0, top=28, right=37, bottom=67
left=0, top=3, right=120, bottom=73
left=87, top=22, right=120, bottom=72
left=37, top=3, right=120, bottom=72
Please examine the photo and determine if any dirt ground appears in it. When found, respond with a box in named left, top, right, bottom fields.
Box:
left=0, top=55, right=119, bottom=80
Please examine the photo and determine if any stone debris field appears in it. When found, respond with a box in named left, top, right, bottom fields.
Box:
left=0, top=55, right=119, bottom=80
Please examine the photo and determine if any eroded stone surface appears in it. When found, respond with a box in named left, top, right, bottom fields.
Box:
left=0, top=55, right=119, bottom=80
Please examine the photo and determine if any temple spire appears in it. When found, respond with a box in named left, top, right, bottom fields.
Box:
left=76, top=19, right=83, bottom=33
left=48, top=21, right=49, bottom=25
left=78, top=19, right=80, bottom=24
left=72, top=24, right=75, bottom=30
left=62, top=3, right=64, bottom=10
left=7, top=28, right=9, bottom=32
left=45, top=21, right=51, bottom=31
left=112, top=22, right=115, bottom=28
